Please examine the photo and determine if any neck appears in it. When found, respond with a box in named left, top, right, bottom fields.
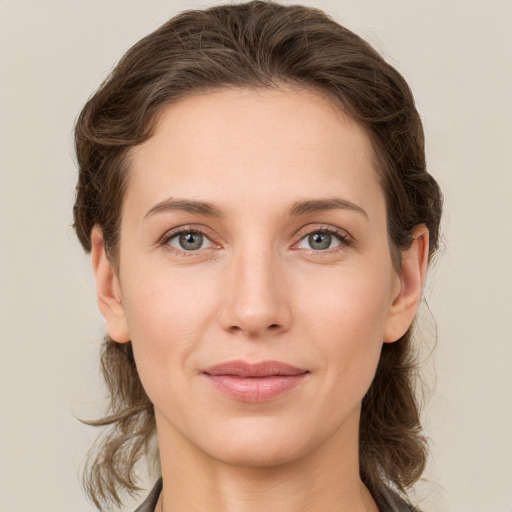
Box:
left=155, top=409, right=378, bottom=512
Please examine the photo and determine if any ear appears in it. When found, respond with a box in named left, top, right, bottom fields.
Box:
left=90, top=226, right=131, bottom=343
left=383, top=225, right=429, bottom=343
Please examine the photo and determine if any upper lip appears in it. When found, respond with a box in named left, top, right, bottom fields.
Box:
left=203, top=360, right=308, bottom=377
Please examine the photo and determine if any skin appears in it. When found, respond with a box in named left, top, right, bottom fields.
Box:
left=92, top=87, right=429, bottom=512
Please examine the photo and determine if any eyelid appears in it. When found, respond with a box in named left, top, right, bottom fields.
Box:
left=292, top=224, right=353, bottom=252
left=159, top=224, right=221, bottom=255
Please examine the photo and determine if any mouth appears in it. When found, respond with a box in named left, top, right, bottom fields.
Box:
left=202, top=360, right=310, bottom=402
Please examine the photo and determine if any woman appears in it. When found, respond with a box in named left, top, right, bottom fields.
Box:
left=73, top=1, right=442, bottom=511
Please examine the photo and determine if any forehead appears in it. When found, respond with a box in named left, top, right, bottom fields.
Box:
left=124, top=87, right=384, bottom=222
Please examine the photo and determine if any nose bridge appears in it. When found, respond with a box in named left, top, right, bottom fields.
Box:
left=220, top=235, right=290, bottom=336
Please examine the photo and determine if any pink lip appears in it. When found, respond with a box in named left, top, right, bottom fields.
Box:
left=202, top=360, right=309, bottom=403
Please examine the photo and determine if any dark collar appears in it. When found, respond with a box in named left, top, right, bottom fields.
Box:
left=132, top=478, right=162, bottom=512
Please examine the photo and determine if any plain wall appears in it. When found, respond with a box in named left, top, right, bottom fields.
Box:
left=1, top=1, right=511, bottom=511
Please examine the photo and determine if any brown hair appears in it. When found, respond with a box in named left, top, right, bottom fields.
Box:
left=73, top=1, right=442, bottom=509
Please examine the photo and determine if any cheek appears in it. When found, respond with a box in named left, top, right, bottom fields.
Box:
left=124, top=254, right=212, bottom=317
left=297, top=267, right=393, bottom=394
left=300, top=265, right=393, bottom=344
left=119, top=264, right=220, bottom=387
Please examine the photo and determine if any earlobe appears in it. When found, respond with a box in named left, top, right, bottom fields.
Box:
left=383, top=225, right=429, bottom=343
left=91, top=226, right=131, bottom=343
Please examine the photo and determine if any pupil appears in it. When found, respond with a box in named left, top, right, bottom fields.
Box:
left=309, top=232, right=331, bottom=250
left=179, top=232, right=203, bottom=250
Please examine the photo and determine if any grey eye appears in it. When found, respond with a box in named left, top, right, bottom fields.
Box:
left=308, top=232, right=332, bottom=250
left=179, top=232, right=203, bottom=250
left=297, top=231, right=342, bottom=251
left=168, top=231, right=212, bottom=251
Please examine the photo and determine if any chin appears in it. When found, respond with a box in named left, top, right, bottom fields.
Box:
left=209, top=440, right=305, bottom=468
left=194, top=418, right=322, bottom=468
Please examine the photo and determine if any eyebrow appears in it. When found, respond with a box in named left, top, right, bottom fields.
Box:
left=287, top=198, right=368, bottom=219
left=144, top=196, right=368, bottom=221
left=144, top=198, right=224, bottom=220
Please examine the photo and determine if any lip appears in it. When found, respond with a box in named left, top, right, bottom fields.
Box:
left=202, top=360, right=309, bottom=403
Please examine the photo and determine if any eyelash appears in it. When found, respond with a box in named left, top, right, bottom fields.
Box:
left=296, top=225, right=352, bottom=255
left=159, top=225, right=217, bottom=258
left=159, top=224, right=352, bottom=258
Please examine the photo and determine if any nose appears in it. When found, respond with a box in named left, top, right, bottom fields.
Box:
left=218, top=243, right=292, bottom=338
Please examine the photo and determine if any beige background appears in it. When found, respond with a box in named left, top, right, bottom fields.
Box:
left=1, top=1, right=511, bottom=511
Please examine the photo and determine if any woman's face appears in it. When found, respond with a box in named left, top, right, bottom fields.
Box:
left=95, top=87, right=418, bottom=468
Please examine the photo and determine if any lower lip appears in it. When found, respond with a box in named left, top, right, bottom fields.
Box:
left=204, top=374, right=308, bottom=402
